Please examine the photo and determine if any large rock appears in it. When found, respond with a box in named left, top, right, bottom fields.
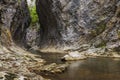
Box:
left=30, top=63, right=68, bottom=74
left=0, top=1, right=49, bottom=79
left=36, top=0, right=120, bottom=53
left=62, top=51, right=86, bottom=61
left=0, top=0, right=31, bottom=47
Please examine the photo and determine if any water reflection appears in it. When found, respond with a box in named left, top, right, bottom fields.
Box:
left=67, top=61, right=84, bottom=80
left=36, top=52, right=120, bottom=80
left=57, top=58, right=120, bottom=80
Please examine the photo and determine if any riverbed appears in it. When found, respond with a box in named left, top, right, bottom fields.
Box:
left=32, top=51, right=120, bottom=80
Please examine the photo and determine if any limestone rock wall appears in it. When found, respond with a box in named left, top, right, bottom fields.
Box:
left=36, top=0, right=120, bottom=52
left=0, top=0, right=31, bottom=47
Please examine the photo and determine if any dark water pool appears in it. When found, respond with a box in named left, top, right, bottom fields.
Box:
left=33, top=51, right=120, bottom=80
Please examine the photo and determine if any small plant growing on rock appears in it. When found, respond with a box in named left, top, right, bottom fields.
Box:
left=29, top=6, right=39, bottom=24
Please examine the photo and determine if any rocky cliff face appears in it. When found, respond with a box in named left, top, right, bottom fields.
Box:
left=36, top=0, right=61, bottom=48
left=0, top=0, right=119, bottom=79
left=36, top=0, right=120, bottom=53
left=0, top=0, right=31, bottom=47
left=0, top=1, right=50, bottom=79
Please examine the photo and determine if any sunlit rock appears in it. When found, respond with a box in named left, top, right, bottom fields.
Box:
left=62, top=51, right=86, bottom=61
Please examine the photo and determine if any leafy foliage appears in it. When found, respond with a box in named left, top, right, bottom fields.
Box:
left=29, top=6, right=39, bottom=24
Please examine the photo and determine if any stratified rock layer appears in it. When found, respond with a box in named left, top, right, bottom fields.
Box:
left=36, top=0, right=120, bottom=53
left=0, top=0, right=50, bottom=80
left=0, top=0, right=31, bottom=47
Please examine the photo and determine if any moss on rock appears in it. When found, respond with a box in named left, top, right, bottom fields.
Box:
left=96, top=23, right=106, bottom=34
left=90, top=23, right=106, bottom=37
left=95, top=41, right=107, bottom=48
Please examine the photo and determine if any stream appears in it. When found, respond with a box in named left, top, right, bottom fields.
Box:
left=32, top=51, right=120, bottom=80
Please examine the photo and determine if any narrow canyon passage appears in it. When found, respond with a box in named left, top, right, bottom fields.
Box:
left=0, top=0, right=120, bottom=80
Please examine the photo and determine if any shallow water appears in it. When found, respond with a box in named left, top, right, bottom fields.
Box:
left=57, top=58, right=120, bottom=80
left=36, top=52, right=120, bottom=80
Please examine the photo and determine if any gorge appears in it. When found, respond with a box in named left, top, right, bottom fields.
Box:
left=0, top=0, right=120, bottom=80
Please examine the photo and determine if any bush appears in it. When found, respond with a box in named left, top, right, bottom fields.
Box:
left=29, top=6, right=39, bottom=24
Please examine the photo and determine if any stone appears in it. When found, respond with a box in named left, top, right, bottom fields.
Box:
left=36, top=0, right=120, bottom=55
left=41, top=63, right=68, bottom=73
left=62, top=51, right=86, bottom=61
left=0, top=0, right=31, bottom=47
left=30, top=63, right=68, bottom=74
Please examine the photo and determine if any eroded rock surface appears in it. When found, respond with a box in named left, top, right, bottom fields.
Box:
left=36, top=0, right=120, bottom=54
left=30, top=63, right=68, bottom=76
left=0, top=0, right=31, bottom=47
left=0, top=0, right=51, bottom=80
left=62, top=51, right=86, bottom=61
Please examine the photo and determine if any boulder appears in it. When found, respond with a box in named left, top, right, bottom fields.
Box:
left=62, top=51, right=86, bottom=61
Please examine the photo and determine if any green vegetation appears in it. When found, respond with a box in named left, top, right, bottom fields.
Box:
left=29, top=6, right=39, bottom=24
left=90, top=30, right=97, bottom=37
left=90, top=23, right=106, bottom=37
left=95, top=40, right=107, bottom=48
left=96, top=24, right=106, bottom=34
